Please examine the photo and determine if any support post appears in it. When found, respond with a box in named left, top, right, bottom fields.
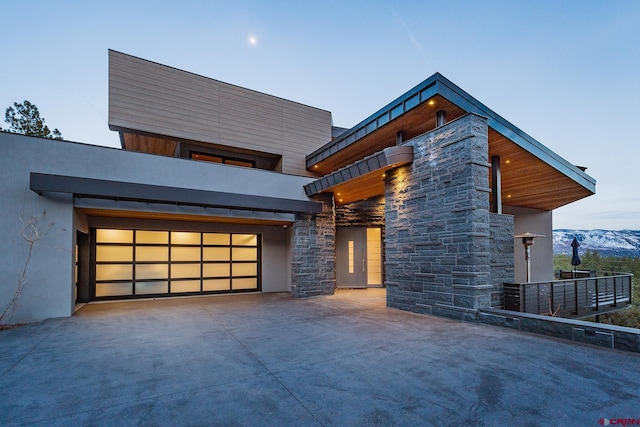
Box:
left=491, top=155, right=502, bottom=214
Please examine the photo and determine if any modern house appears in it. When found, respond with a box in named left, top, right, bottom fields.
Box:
left=0, top=50, right=596, bottom=324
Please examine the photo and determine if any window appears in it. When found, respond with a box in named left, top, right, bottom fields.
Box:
left=190, top=152, right=255, bottom=168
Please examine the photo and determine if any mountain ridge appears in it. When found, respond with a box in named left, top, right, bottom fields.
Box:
left=553, top=229, right=640, bottom=258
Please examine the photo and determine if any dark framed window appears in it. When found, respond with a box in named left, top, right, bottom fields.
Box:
left=190, top=151, right=255, bottom=168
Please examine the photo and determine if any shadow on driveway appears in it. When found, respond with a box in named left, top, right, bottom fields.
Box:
left=1, top=289, right=639, bottom=425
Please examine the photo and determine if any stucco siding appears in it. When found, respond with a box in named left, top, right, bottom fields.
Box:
left=504, top=206, right=554, bottom=283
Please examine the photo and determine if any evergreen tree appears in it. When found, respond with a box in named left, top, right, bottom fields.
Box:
left=2, top=100, right=62, bottom=140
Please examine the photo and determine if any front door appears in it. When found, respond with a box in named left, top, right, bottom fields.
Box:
left=337, top=228, right=366, bottom=288
left=336, top=227, right=382, bottom=288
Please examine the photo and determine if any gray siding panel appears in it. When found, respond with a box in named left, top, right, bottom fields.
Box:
left=109, top=50, right=331, bottom=176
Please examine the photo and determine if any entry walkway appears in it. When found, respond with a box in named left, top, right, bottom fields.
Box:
left=1, top=289, right=639, bottom=425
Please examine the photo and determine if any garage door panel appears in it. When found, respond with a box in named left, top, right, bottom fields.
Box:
left=204, top=279, right=231, bottom=292
left=136, top=230, right=168, bottom=244
left=233, top=263, right=257, bottom=276
left=203, top=247, right=230, bottom=261
left=233, top=278, right=258, bottom=290
left=96, top=264, right=133, bottom=281
left=96, top=282, right=132, bottom=297
left=171, top=280, right=201, bottom=293
left=172, top=247, right=201, bottom=261
left=136, top=246, right=168, bottom=262
left=232, top=247, right=257, bottom=261
left=203, top=233, right=230, bottom=245
left=171, top=263, right=201, bottom=279
left=96, top=246, right=133, bottom=262
left=136, top=264, right=169, bottom=280
left=136, top=281, right=169, bottom=295
left=171, top=231, right=201, bottom=245
left=203, top=263, right=231, bottom=277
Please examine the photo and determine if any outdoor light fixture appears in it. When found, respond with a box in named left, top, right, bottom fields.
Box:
left=514, top=232, right=545, bottom=282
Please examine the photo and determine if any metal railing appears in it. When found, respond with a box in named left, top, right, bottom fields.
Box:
left=503, top=272, right=634, bottom=318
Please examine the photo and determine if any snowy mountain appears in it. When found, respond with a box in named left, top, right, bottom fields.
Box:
left=553, top=229, right=640, bottom=258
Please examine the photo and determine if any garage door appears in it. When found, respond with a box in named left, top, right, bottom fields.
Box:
left=93, top=228, right=260, bottom=299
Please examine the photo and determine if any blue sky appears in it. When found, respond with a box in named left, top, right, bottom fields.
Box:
left=2, top=1, right=639, bottom=230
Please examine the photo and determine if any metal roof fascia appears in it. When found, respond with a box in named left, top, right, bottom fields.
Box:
left=303, top=145, right=414, bottom=195
left=30, top=173, right=322, bottom=214
left=306, top=75, right=440, bottom=168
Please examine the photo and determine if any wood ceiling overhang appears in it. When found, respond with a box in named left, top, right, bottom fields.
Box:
left=306, top=73, right=596, bottom=211
left=304, top=146, right=414, bottom=206
left=115, top=127, right=178, bottom=156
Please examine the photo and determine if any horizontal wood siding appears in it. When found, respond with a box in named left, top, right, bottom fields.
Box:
left=109, top=51, right=331, bottom=176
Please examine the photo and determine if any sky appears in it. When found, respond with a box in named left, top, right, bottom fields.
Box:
left=2, top=0, right=639, bottom=230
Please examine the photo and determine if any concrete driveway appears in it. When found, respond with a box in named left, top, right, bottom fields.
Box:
left=1, top=289, right=639, bottom=426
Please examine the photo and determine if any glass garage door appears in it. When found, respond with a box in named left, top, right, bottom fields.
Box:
left=93, top=229, right=260, bottom=299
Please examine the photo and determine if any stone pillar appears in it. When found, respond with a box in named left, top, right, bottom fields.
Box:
left=489, top=212, right=515, bottom=307
left=385, top=113, right=492, bottom=321
left=290, top=193, right=336, bottom=297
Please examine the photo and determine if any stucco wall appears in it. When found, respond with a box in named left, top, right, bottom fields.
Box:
left=0, top=133, right=315, bottom=323
left=0, top=140, right=75, bottom=323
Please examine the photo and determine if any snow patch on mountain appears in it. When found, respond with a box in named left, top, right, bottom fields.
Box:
left=553, top=229, right=640, bottom=257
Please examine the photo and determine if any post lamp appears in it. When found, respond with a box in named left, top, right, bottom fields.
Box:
left=514, top=232, right=545, bottom=282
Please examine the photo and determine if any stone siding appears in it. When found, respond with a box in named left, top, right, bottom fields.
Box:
left=385, top=114, right=492, bottom=321
left=291, top=193, right=336, bottom=297
left=480, top=308, right=640, bottom=353
left=335, top=196, right=385, bottom=228
left=489, top=213, right=515, bottom=307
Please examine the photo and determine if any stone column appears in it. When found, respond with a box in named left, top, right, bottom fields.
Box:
left=290, top=193, right=336, bottom=297
left=385, top=113, right=493, bottom=321
left=490, top=212, right=515, bottom=307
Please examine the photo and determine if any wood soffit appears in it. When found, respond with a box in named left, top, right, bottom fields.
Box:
left=487, top=128, right=594, bottom=210
left=122, top=133, right=177, bottom=156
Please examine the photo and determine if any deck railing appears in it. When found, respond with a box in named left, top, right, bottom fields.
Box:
left=503, top=272, right=634, bottom=318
